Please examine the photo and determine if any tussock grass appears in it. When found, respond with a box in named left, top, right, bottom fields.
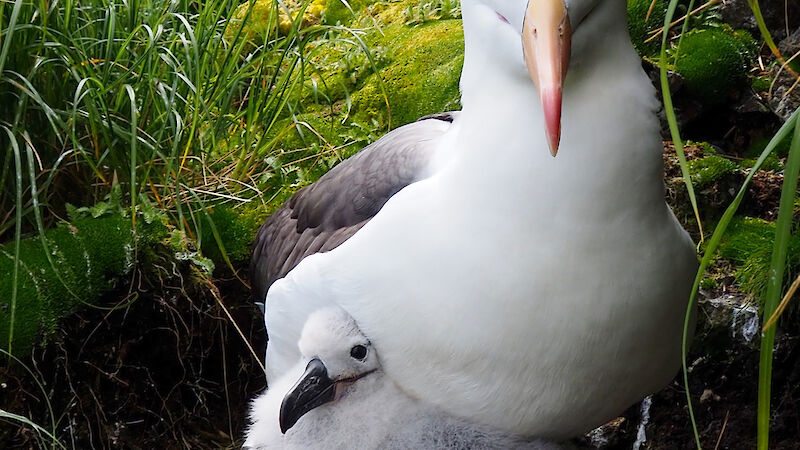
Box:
left=0, top=0, right=366, bottom=240
left=0, top=0, right=380, bottom=347
left=0, top=0, right=390, bottom=444
left=660, top=0, right=800, bottom=448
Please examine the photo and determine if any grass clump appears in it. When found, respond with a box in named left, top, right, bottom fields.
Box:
left=717, top=216, right=800, bottom=306
left=0, top=0, right=340, bottom=356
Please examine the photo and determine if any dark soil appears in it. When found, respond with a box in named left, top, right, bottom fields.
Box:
left=0, top=258, right=267, bottom=449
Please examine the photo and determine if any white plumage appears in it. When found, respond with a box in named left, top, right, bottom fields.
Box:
left=245, top=307, right=562, bottom=449
left=255, top=0, right=696, bottom=442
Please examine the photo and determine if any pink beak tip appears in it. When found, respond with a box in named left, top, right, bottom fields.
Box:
left=548, top=139, right=560, bottom=157
left=541, top=89, right=562, bottom=157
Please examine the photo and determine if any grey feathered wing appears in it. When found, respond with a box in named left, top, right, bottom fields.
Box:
left=250, top=113, right=457, bottom=304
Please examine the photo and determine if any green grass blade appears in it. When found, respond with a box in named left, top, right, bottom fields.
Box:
left=660, top=0, right=702, bottom=446
left=124, top=83, right=139, bottom=223
left=661, top=0, right=704, bottom=244
left=22, top=133, right=82, bottom=303
left=0, top=349, right=59, bottom=449
left=679, top=108, right=800, bottom=449
left=1, top=127, right=23, bottom=355
left=757, top=111, right=800, bottom=449
left=746, top=0, right=796, bottom=75
left=0, top=409, right=66, bottom=449
left=0, top=0, right=25, bottom=76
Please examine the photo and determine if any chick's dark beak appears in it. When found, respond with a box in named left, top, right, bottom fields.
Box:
left=279, top=358, right=336, bottom=433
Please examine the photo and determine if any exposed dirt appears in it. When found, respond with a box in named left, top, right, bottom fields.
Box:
left=0, top=258, right=267, bottom=449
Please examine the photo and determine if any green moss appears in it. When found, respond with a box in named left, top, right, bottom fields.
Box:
left=699, top=277, right=717, bottom=290
left=0, top=215, right=166, bottom=355
left=228, top=0, right=327, bottom=41
left=718, top=217, right=774, bottom=262
left=687, top=140, right=717, bottom=155
left=0, top=252, right=44, bottom=355
left=626, top=0, right=666, bottom=57
left=323, top=0, right=371, bottom=25
left=740, top=154, right=784, bottom=172
left=717, top=217, right=800, bottom=304
left=279, top=110, right=348, bottom=149
left=688, top=154, right=739, bottom=186
left=295, top=40, right=393, bottom=110
left=352, top=20, right=463, bottom=128
left=751, top=75, right=771, bottom=92
left=732, top=29, right=758, bottom=57
left=200, top=204, right=267, bottom=265
left=675, top=28, right=755, bottom=103
left=746, top=133, right=794, bottom=159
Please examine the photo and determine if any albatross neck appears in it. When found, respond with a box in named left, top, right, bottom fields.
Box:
left=448, top=0, right=664, bottom=211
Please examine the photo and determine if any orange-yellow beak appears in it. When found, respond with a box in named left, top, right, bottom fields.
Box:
left=522, top=0, right=571, bottom=156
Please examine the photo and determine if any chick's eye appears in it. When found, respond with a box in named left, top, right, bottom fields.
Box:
left=350, top=345, right=368, bottom=361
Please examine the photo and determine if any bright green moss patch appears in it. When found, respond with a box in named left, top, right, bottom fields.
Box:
left=717, top=217, right=800, bottom=305
left=200, top=204, right=268, bottom=265
left=0, top=215, right=167, bottom=355
left=323, top=0, right=371, bottom=25
left=688, top=154, right=739, bottom=186
left=751, top=75, right=771, bottom=93
left=626, top=0, right=666, bottom=57
left=718, top=217, right=775, bottom=263
left=675, top=28, right=756, bottom=103
left=699, top=277, right=718, bottom=290
left=352, top=20, right=463, bottom=128
left=229, top=0, right=327, bottom=38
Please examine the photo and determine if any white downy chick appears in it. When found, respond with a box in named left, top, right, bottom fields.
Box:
left=244, top=306, right=564, bottom=449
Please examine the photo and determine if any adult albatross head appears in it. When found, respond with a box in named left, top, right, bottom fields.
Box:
left=465, top=0, right=601, bottom=155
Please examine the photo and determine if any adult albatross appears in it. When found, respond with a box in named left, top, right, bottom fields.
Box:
left=251, top=0, right=697, bottom=440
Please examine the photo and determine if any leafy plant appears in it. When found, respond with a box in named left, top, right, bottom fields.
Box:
left=404, top=0, right=462, bottom=25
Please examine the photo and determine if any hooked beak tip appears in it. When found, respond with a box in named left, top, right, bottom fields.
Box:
left=540, top=87, right=562, bottom=156
left=279, top=358, right=336, bottom=434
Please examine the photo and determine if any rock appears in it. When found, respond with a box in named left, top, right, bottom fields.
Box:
left=766, top=27, right=800, bottom=121
left=718, top=0, right=800, bottom=42
left=699, top=389, right=716, bottom=403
